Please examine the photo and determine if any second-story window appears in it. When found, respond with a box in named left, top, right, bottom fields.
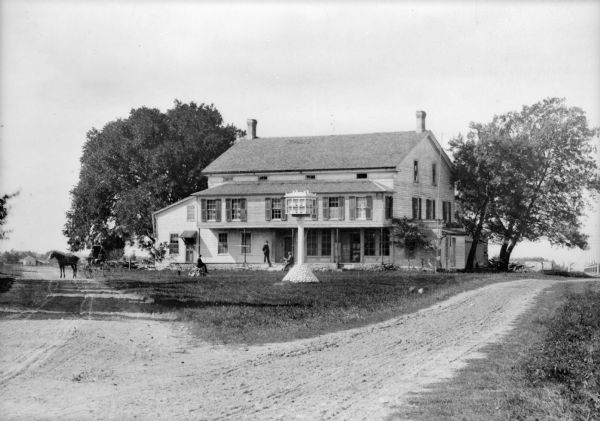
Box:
left=322, top=197, right=345, bottom=220
left=201, top=198, right=221, bottom=222
left=226, top=198, right=247, bottom=221
left=349, top=196, right=372, bottom=220
left=207, top=200, right=217, bottom=221
left=271, top=198, right=282, bottom=219
left=413, top=160, right=419, bottom=182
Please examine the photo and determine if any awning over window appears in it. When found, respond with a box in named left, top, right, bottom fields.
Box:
left=179, top=230, right=197, bottom=239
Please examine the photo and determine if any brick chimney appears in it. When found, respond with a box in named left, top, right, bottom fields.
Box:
left=416, top=111, right=426, bottom=133
left=246, top=119, right=257, bottom=140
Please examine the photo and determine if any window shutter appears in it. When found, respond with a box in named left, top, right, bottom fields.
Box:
left=265, top=198, right=272, bottom=221
left=366, top=196, right=372, bottom=220
left=200, top=199, right=207, bottom=222
left=432, top=200, right=436, bottom=220
left=448, top=202, right=452, bottom=222
left=349, top=196, right=356, bottom=220
left=240, top=198, right=247, bottom=222
left=418, top=198, right=422, bottom=220
left=322, top=197, right=330, bottom=220
left=339, top=197, right=345, bottom=221
left=281, top=197, right=287, bottom=221
left=215, top=199, right=222, bottom=222
left=312, top=198, right=318, bottom=220
left=225, top=199, right=231, bottom=222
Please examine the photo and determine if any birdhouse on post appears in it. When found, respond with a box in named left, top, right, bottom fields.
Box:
left=282, top=190, right=319, bottom=283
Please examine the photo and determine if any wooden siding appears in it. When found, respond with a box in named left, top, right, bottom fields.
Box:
left=393, top=135, right=454, bottom=220
left=155, top=198, right=199, bottom=263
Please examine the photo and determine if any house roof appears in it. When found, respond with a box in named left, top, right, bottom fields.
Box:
left=193, top=180, right=392, bottom=197
left=202, top=131, right=430, bottom=174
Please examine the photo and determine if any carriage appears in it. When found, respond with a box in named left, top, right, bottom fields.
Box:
left=83, top=245, right=107, bottom=278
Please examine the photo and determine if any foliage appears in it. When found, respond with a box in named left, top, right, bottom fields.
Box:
left=0, top=249, right=47, bottom=264
left=451, top=98, right=599, bottom=270
left=391, top=217, right=436, bottom=262
left=0, top=191, right=20, bottom=240
left=64, top=100, right=242, bottom=251
left=524, top=288, right=600, bottom=419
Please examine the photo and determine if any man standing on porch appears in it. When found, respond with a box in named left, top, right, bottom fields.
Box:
left=262, top=241, right=272, bottom=267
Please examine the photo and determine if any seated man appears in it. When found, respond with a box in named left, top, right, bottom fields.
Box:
left=282, top=252, right=294, bottom=272
left=196, top=254, right=208, bottom=274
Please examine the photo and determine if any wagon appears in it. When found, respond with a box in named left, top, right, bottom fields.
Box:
left=83, top=245, right=107, bottom=278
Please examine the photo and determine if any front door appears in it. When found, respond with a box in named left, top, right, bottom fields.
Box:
left=185, top=243, right=195, bottom=263
left=340, top=231, right=361, bottom=262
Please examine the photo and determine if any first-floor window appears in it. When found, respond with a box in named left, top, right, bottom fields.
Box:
left=321, top=230, right=331, bottom=256
left=385, top=196, right=393, bottom=219
left=169, top=233, right=179, bottom=255
left=442, top=201, right=452, bottom=223
left=364, top=230, right=377, bottom=256
left=426, top=199, right=436, bottom=220
left=307, top=230, right=318, bottom=256
left=412, top=197, right=422, bottom=220
left=381, top=229, right=390, bottom=256
left=241, top=232, right=251, bottom=254
left=218, top=233, right=228, bottom=254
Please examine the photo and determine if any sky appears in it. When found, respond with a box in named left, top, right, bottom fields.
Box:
left=1, top=1, right=599, bottom=267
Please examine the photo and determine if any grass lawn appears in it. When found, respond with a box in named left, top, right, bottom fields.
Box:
left=390, top=280, right=600, bottom=421
left=104, top=269, right=545, bottom=345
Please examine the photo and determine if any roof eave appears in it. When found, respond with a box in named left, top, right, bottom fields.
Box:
left=202, top=166, right=397, bottom=176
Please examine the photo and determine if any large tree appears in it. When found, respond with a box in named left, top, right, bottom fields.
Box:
left=452, top=98, right=599, bottom=270
left=0, top=191, right=19, bottom=240
left=64, top=100, right=242, bottom=251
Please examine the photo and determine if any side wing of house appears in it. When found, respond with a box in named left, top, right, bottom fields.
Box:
left=154, top=196, right=200, bottom=263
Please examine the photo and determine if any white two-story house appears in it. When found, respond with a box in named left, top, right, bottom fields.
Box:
left=153, top=111, right=487, bottom=269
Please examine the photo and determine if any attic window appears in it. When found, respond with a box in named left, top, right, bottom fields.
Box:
left=258, top=176, right=268, bottom=181
left=306, top=175, right=316, bottom=180
left=356, top=173, right=367, bottom=179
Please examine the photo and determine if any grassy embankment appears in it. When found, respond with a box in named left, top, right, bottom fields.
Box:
left=104, top=269, right=546, bottom=344
left=392, top=280, right=600, bottom=421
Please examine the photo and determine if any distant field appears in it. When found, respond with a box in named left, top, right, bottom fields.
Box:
left=103, top=269, right=547, bottom=344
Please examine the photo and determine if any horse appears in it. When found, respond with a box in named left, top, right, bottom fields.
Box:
left=49, top=251, right=79, bottom=278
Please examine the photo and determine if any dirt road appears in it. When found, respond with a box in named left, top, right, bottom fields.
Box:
left=0, top=274, right=563, bottom=420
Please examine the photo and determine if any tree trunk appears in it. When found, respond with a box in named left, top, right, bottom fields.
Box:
left=499, top=241, right=510, bottom=271
left=465, top=199, right=489, bottom=272
left=499, top=238, right=518, bottom=271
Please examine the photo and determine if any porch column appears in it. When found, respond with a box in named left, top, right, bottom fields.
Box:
left=297, top=220, right=305, bottom=265
left=360, top=229, right=364, bottom=263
